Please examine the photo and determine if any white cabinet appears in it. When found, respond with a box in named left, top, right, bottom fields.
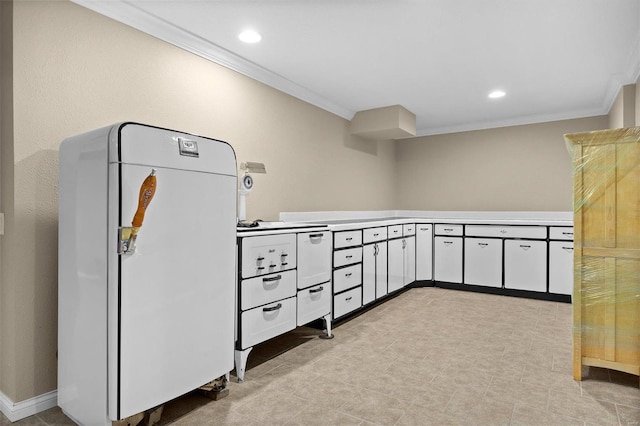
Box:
left=297, top=231, right=331, bottom=289
left=363, top=241, right=387, bottom=304
left=549, top=241, right=573, bottom=295
left=415, top=224, right=433, bottom=281
left=504, top=240, right=547, bottom=292
left=388, top=236, right=415, bottom=293
left=434, top=236, right=463, bottom=283
left=464, top=238, right=502, bottom=288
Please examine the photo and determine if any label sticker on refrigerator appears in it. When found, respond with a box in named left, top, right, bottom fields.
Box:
left=178, top=138, right=199, bottom=157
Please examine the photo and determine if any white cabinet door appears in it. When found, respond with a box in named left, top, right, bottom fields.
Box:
left=362, top=244, right=377, bottom=305
left=388, top=239, right=404, bottom=293
left=434, top=237, right=463, bottom=283
left=297, top=231, right=331, bottom=289
left=549, top=241, right=573, bottom=295
left=464, top=238, right=502, bottom=288
left=404, top=236, right=416, bottom=285
left=504, top=240, right=547, bottom=292
left=416, top=224, right=433, bottom=281
left=376, top=242, right=388, bottom=299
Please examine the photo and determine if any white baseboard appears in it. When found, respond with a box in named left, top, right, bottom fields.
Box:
left=0, top=390, right=57, bottom=422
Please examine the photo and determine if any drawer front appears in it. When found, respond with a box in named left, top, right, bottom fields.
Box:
left=434, top=224, right=463, bottom=236
left=297, top=231, right=332, bottom=289
left=241, top=234, right=297, bottom=279
left=465, top=225, right=546, bottom=239
left=363, top=227, right=387, bottom=244
left=388, top=225, right=403, bottom=239
left=333, top=264, right=362, bottom=293
left=334, top=246, right=363, bottom=268
left=333, top=287, right=362, bottom=319
left=549, top=227, right=574, bottom=240
left=403, top=224, right=416, bottom=236
left=240, top=270, right=296, bottom=311
left=240, top=296, right=296, bottom=349
left=334, top=230, right=362, bottom=249
left=297, top=282, right=332, bottom=326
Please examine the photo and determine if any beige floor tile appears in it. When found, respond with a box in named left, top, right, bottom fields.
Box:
left=231, top=390, right=308, bottom=425
left=444, top=390, right=514, bottom=426
left=522, top=364, right=582, bottom=395
left=581, top=378, right=640, bottom=408
left=283, top=405, right=363, bottom=426
left=617, top=404, right=640, bottom=426
left=338, top=387, right=409, bottom=425
left=510, top=403, right=584, bottom=425
left=34, top=407, right=76, bottom=425
left=395, top=403, right=467, bottom=425
left=409, top=381, right=458, bottom=411
left=484, top=377, right=550, bottom=409
left=548, top=389, right=620, bottom=424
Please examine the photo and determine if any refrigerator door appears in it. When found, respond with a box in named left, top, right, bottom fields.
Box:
left=108, top=125, right=236, bottom=419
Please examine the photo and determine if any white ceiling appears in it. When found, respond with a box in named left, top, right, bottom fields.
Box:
left=74, top=0, right=640, bottom=136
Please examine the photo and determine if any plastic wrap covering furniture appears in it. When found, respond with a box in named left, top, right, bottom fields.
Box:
left=565, top=127, right=640, bottom=382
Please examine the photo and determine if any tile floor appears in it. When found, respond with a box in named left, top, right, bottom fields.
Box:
left=3, top=287, right=639, bottom=425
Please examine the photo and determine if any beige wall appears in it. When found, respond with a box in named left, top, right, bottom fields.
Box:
left=395, top=116, right=609, bottom=211
left=3, top=0, right=398, bottom=402
left=636, top=76, right=640, bottom=125
left=609, top=84, right=636, bottom=129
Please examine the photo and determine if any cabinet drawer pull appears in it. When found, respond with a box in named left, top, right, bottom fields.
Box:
left=419, top=227, right=429, bottom=231
left=562, top=232, right=573, bottom=236
left=262, top=303, right=282, bottom=312
left=478, top=243, right=488, bottom=247
left=393, top=230, right=399, bottom=233
left=500, top=229, right=508, bottom=234
left=257, top=266, right=265, bottom=270
left=345, top=273, right=353, bottom=278
left=444, top=228, right=453, bottom=232
left=309, top=233, right=323, bottom=239
left=309, top=286, right=324, bottom=294
left=443, top=241, right=454, bottom=245
left=346, top=255, right=353, bottom=259
left=373, top=233, right=379, bottom=236
left=262, top=274, right=282, bottom=282
left=281, top=262, right=288, bottom=266
left=563, top=246, right=573, bottom=250
left=345, top=297, right=353, bottom=302
left=257, top=257, right=265, bottom=261
left=281, top=253, right=288, bottom=257
left=520, top=245, right=531, bottom=249
left=346, top=237, right=353, bottom=241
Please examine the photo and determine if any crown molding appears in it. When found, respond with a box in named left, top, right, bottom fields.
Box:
left=71, top=0, right=354, bottom=120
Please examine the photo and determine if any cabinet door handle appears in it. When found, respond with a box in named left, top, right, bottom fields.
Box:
left=345, top=297, right=353, bottom=302
left=256, top=257, right=265, bottom=261
left=374, top=244, right=379, bottom=256
left=262, top=274, right=282, bottom=282
left=281, top=262, right=288, bottom=266
left=345, top=273, right=353, bottom=278
left=562, top=246, right=573, bottom=251
left=257, top=266, right=265, bottom=270
left=420, top=227, right=429, bottom=231
left=262, top=303, right=282, bottom=312
left=281, top=253, right=288, bottom=257
left=309, top=233, right=323, bottom=239
left=309, top=286, right=324, bottom=294
left=402, top=240, right=406, bottom=249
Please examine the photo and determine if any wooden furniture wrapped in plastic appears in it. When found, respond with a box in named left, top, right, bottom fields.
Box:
left=565, top=127, right=640, bottom=382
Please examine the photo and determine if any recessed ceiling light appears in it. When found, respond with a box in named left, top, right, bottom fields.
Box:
left=239, top=30, right=262, bottom=43
left=488, top=90, right=506, bottom=99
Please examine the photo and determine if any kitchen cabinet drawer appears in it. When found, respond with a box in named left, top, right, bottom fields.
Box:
left=297, top=231, right=332, bottom=289
left=333, top=287, right=362, bottom=319
left=504, top=240, right=547, bottom=292
left=363, top=227, right=387, bottom=244
left=240, top=270, right=296, bottom=311
left=464, top=238, right=502, bottom=288
left=549, top=227, right=574, bottom=240
left=239, top=296, right=296, bottom=349
left=297, top=282, right=331, bottom=326
left=334, top=230, right=362, bottom=249
left=435, top=224, right=463, bottom=236
left=549, top=241, right=573, bottom=295
left=334, top=246, right=362, bottom=268
left=240, top=234, right=296, bottom=279
left=466, top=225, right=546, bottom=239
left=403, top=224, right=416, bottom=236
left=333, top=264, right=362, bottom=293
left=388, top=225, right=403, bottom=239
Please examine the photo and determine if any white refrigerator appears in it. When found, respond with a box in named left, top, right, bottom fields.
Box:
left=58, top=123, right=237, bottom=425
